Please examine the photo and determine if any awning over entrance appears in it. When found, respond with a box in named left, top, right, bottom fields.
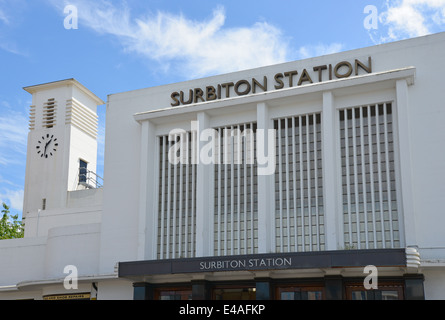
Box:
left=118, top=249, right=406, bottom=278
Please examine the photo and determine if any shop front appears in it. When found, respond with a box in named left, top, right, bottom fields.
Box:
left=119, top=249, right=424, bottom=300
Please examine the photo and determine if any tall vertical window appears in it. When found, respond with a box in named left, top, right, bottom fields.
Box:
left=274, top=113, right=324, bottom=253
left=339, top=103, right=400, bottom=249
left=157, top=132, right=197, bottom=259
left=79, top=159, right=88, bottom=184
left=214, top=123, right=258, bottom=256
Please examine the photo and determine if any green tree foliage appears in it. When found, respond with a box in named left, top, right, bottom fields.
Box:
left=0, top=202, right=24, bottom=240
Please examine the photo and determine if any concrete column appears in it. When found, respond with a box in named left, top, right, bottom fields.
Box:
left=195, top=112, right=213, bottom=256
left=322, top=91, right=340, bottom=250
left=137, top=120, right=157, bottom=260
left=396, top=79, right=416, bottom=247
left=256, top=102, right=275, bottom=253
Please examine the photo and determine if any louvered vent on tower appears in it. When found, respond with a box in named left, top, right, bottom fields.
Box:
left=65, top=97, right=98, bottom=139
left=29, top=104, right=36, bottom=130
left=42, top=98, right=56, bottom=128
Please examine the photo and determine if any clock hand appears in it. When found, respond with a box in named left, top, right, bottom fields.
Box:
left=44, top=139, right=52, bottom=155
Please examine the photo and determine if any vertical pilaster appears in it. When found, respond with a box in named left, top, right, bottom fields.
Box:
left=322, top=91, right=339, bottom=250
left=395, top=79, right=416, bottom=247
left=138, top=120, right=157, bottom=260
left=256, top=102, right=275, bottom=253
left=195, top=112, right=213, bottom=256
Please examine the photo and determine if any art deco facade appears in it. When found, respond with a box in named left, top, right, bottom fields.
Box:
left=1, top=32, right=445, bottom=300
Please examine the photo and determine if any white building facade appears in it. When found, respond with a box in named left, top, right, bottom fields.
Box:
left=1, top=32, right=445, bottom=300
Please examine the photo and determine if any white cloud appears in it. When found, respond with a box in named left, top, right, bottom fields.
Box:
left=0, top=105, right=27, bottom=214
left=46, top=0, right=349, bottom=78
left=0, top=189, right=23, bottom=212
left=379, top=0, right=445, bottom=42
left=49, top=1, right=290, bottom=78
left=0, top=8, right=8, bottom=24
left=0, top=111, right=28, bottom=165
left=0, top=0, right=31, bottom=55
left=0, top=0, right=11, bottom=25
left=130, top=7, right=290, bottom=77
left=298, top=43, right=344, bottom=60
left=0, top=39, right=28, bottom=56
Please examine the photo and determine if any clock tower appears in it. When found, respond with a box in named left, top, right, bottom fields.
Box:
left=22, top=79, right=104, bottom=219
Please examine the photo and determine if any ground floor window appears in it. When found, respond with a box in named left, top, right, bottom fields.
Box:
left=345, top=283, right=404, bottom=300
left=212, top=285, right=256, bottom=300
left=154, top=287, right=192, bottom=300
left=136, top=277, right=420, bottom=300
left=276, top=285, right=324, bottom=300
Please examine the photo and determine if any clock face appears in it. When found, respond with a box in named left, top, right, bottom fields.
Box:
left=36, top=134, right=58, bottom=158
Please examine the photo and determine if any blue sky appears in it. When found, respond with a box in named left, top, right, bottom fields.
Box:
left=1, top=0, right=445, bottom=218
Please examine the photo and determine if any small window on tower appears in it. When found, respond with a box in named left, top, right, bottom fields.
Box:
left=79, top=159, right=88, bottom=184
left=42, top=198, right=46, bottom=210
